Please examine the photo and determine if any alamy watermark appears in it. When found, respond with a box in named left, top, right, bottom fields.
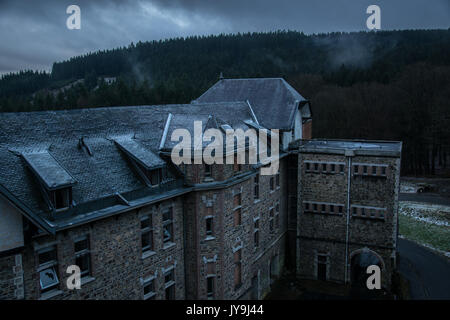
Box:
left=366, top=5, right=381, bottom=30
left=66, top=5, right=81, bottom=30
left=170, top=121, right=279, bottom=175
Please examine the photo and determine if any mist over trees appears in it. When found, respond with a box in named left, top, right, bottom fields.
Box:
left=1, top=29, right=449, bottom=176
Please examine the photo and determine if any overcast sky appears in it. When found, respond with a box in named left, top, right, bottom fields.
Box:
left=0, top=0, right=449, bottom=74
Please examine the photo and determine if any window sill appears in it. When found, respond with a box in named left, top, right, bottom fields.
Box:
left=205, top=236, right=216, bottom=241
left=81, top=276, right=95, bottom=286
left=144, top=292, right=156, bottom=300
left=39, top=290, right=63, bottom=300
left=203, top=177, right=214, bottom=182
left=254, top=199, right=261, bottom=204
left=163, top=242, right=176, bottom=250
left=141, top=250, right=157, bottom=260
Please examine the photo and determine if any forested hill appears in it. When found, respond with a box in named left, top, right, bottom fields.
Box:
left=1, top=29, right=450, bottom=176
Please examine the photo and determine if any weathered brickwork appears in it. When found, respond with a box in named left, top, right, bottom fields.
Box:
left=297, top=147, right=401, bottom=290
left=18, top=198, right=185, bottom=300
left=183, top=157, right=288, bottom=300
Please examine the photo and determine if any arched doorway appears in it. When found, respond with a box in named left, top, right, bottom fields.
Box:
left=350, top=248, right=384, bottom=297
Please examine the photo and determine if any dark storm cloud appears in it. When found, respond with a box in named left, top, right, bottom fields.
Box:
left=0, top=0, right=449, bottom=74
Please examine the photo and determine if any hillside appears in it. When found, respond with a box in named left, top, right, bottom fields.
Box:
left=0, top=29, right=449, bottom=176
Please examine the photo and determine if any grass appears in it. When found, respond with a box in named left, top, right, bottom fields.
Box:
left=399, top=214, right=450, bottom=252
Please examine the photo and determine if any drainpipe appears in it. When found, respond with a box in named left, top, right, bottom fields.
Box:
left=344, top=149, right=354, bottom=284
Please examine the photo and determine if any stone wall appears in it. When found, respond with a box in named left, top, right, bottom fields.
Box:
left=297, top=151, right=400, bottom=289
left=20, top=197, right=185, bottom=300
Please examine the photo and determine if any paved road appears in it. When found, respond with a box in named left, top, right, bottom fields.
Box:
left=399, top=193, right=450, bottom=206
left=397, top=238, right=450, bottom=299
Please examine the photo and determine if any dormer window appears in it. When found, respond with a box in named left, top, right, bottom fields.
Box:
left=51, top=187, right=72, bottom=211
left=114, top=138, right=167, bottom=188
left=22, top=151, right=76, bottom=212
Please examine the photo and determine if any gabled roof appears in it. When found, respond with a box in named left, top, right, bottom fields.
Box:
left=194, top=78, right=309, bottom=130
left=0, top=101, right=256, bottom=232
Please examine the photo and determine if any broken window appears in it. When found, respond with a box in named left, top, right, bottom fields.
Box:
left=162, top=208, right=174, bottom=244
left=38, top=246, right=59, bottom=294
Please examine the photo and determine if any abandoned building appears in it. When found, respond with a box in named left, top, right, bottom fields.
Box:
left=0, top=78, right=400, bottom=300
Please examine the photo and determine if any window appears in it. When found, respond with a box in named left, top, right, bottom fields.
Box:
left=149, top=169, right=161, bottom=186
left=205, top=164, right=212, bottom=178
left=206, top=217, right=213, bottom=236
left=270, top=176, right=275, bottom=191
left=354, top=165, right=359, bottom=174
left=372, top=166, right=377, bottom=175
left=254, top=218, right=260, bottom=248
left=269, top=208, right=274, bottom=231
left=330, top=205, right=334, bottom=213
left=141, top=215, right=154, bottom=253
left=339, top=164, right=345, bottom=173
left=254, top=174, right=260, bottom=200
left=275, top=203, right=280, bottom=228
left=321, top=204, right=326, bottom=213
left=313, top=203, right=318, bottom=212
left=317, top=255, right=327, bottom=281
left=233, top=193, right=242, bottom=226
left=233, top=155, right=241, bottom=173
left=275, top=172, right=280, bottom=187
left=338, top=206, right=343, bottom=214
left=322, top=163, right=327, bottom=172
left=38, top=246, right=59, bottom=294
left=51, top=188, right=71, bottom=210
left=234, top=209, right=242, bottom=226
left=74, top=236, right=91, bottom=278
left=331, top=164, right=336, bottom=172
left=305, top=163, right=310, bottom=171
left=381, top=167, right=387, bottom=176
left=143, top=278, right=156, bottom=300
left=352, top=207, right=357, bottom=215
left=207, top=277, right=215, bottom=299
left=314, top=163, right=319, bottom=171
left=361, top=207, right=366, bottom=216
left=164, top=269, right=175, bottom=300
left=305, top=202, right=310, bottom=211
left=234, top=249, right=242, bottom=288
left=363, top=165, right=368, bottom=174
left=162, top=208, right=174, bottom=244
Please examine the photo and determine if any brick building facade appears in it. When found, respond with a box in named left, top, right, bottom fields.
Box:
left=0, top=78, right=400, bottom=300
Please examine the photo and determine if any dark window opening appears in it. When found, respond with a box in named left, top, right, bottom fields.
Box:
left=207, top=277, right=215, bottom=299
left=206, top=217, right=213, bottom=236
left=163, top=208, right=174, bottom=244
left=74, top=236, right=91, bottom=278
left=141, top=215, right=153, bottom=252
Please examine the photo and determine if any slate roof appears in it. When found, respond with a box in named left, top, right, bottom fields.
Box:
left=0, top=102, right=254, bottom=232
left=193, top=78, right=309, bottom=130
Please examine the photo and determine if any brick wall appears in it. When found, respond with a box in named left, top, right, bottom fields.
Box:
left=20, top=198, right=185, bottom=300
left=297, top=151, right=400, bottom=289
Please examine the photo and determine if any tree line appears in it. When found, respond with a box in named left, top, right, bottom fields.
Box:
left=0, top=29, right=449, bottom=176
